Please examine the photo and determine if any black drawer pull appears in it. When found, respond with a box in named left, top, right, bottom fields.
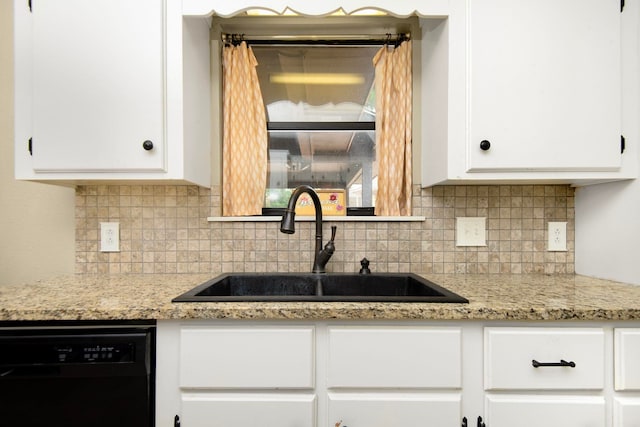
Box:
left=532, top=359, right=576, bottom=368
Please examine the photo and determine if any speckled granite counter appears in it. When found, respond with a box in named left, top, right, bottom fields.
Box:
left=1, top=274, right=640, bottom=322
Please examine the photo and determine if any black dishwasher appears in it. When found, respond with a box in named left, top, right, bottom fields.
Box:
left=0, top=322, right=155, bottom=427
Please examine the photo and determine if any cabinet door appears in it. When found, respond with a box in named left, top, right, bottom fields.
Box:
left=615, top=329, right=640, bottom=390
left=614, top=397, right=640, bottom=427
left=328, top=392, right=461, bottom=427
left=486, top=395, right=605, bottom=427
left=31, top=0, right=165, bottom=172
left=467, top=0, right=621, bottom=172
left=181, top=393, right=316, bottom=427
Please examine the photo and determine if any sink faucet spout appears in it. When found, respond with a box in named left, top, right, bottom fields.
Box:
left=280, top=185, right=336, bottom=274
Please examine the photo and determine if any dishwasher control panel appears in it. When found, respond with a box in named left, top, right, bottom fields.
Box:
left=55, top=342, right=135, bottom=363
left=0, top=329, right=146, bottom=366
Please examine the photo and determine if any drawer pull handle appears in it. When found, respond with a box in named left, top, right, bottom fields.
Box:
left=532, top=359, right=576, bottom=368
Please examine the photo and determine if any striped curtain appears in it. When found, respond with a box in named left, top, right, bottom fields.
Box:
left=222, top=41, right=268, bottom=216
left=373, top=40, right=412, bottom=216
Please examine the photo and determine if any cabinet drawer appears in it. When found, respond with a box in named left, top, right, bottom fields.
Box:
left=181, top=393, right=316, bottom=427
left=484, top=328, right=604, bottom=390
left=328, top=326, right=461, bottom=388
left=615, top=329, right=640, bottom=390
left=179, top=326, right=314, bottom=389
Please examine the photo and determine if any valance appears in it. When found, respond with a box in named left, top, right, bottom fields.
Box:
left=182, top=0, right=448, bottom=18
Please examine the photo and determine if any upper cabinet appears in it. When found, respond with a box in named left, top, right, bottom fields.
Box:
left=15, top=0, right=636, bottom=187
left=422, top=0, right=636, bottom=186
left=14, top=0, right=211, bottom=186
left=468, top=0, right=620, bottom=172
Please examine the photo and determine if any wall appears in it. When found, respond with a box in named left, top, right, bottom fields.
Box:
left=575, top=180, right=640, bottom=285
left=75, top=184, right=575, bottom=275
left=574, top=0, right=640, bottom=286
left=0, top=0, right=75, bottom=284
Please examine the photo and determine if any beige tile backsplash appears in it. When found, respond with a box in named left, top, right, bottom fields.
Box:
left=75, top=184, right=574, bottom=275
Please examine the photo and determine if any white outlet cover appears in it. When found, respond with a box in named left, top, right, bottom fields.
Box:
left=100, top=222, right=120, bottom=252
left=548, top=221, right=567, bottom=252
left=456, top=217, right=486, bottom=247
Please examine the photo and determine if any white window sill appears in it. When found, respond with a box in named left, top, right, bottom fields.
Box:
left=207, top=216, right=425, bottom=222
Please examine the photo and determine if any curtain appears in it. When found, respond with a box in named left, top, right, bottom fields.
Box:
left=222, top=41, right=268, bottom=216
left=373, top=40, right=412, bottom=216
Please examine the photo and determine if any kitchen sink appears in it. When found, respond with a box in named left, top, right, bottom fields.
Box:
left=172, top=273, right=468, bottom=303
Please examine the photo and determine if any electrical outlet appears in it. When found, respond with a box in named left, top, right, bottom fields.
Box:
left=548, top=221, right=567, bottom=252
left=456, top=217, right=486, bottom=246
left=100, top=222, right=120, bottom=252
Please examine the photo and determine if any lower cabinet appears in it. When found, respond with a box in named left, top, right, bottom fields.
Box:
left=156, top=322, right=640, bottom=427
left=180, top=393, right=316, bottom=427
left=614, top=398, right=640, bottom=427
left=328, top=393, right=461, bottom=426
left=485, top=395, right=606, bottom=427
left=614, top=329, right=640, bottom=427
left=326, top=326, right=462, bottom=426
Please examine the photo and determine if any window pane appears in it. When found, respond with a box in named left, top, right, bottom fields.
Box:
left=255, top=44, right=379, bottom=211
left=253, top=46, right=378, bottom=122
left=266, top=130, right=376, bottom=208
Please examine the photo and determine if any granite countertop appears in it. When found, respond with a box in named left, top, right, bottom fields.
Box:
left=1, top=273, right=640, bottom=322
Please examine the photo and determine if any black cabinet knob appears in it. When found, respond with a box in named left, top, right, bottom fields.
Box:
left=479, top=140, right=491, bottom=151
left=142, top=140, right=154, bottom=151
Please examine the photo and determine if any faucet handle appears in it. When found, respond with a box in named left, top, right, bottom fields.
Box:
left=329, top=225, right=337, bottom=242
left=359, top=257, right=371, bottom=274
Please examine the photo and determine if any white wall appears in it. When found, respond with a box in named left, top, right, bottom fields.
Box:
left=0, top=0, right=75, bottom=284
left=575, top=0, right=640, bottom=285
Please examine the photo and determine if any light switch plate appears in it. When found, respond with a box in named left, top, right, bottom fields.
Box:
left=548, top=221, right=567, bottom=251
left=100, top=222, right=120, bottom=252
left=456, top=217, right=486, bottom=247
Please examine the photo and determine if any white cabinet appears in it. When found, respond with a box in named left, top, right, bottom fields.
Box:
left=615, top=328, right=640, bottom=390
left=327, top=326, right=461, bottom=388
left=483, top=327, right=606, bottom=426
left=467, top=0, right=621, bottom=173
left=157, top=322, right=463, bottom=427
left=614, top=397, right=640, bottom=427
left=30, top=0, right=164, bottom=173
left=14, top=0, right=210, bottom=185
left=179, top=326, right=315, bottom=389
left=486, top=395, right=606, bottom=427
left=167, top=324, right=316, bottom=427
left=421, top=0, right=634, bottom=186
left=181, top=393, right=316, bottom=427
left=484, top=327, right=605, bottom=390
left=327, top=326, right=462, bottom=427
left=328, top=393, right=461, bottom=427
left=157, top=321, right=640, bottom=427
left=613, top=329, right=640, bottom=427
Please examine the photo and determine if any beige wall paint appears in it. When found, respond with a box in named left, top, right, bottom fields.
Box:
left=0, top=0, right=75, bottom=284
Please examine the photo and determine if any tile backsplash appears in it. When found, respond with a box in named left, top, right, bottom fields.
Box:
left=75, top=184, right=574, bottom=275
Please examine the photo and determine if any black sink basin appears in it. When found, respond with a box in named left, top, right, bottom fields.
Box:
left=172, top=273, right=468, bottom=303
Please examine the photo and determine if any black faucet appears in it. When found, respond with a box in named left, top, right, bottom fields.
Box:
left=280, top=185, right=336, bottom=274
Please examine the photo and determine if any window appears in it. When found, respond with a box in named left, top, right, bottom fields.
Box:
left=252, top=44, right=380, bottom=215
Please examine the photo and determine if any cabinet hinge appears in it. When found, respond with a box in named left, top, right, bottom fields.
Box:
left=28, top=137, right=33, bottom=156
left=621, top=0, right=625, bottom=12
left=621, top=135, right=626, bottom=154
left=174, top=415, right=181, bottom=427
left=28, top=0, right=32, bottom=12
